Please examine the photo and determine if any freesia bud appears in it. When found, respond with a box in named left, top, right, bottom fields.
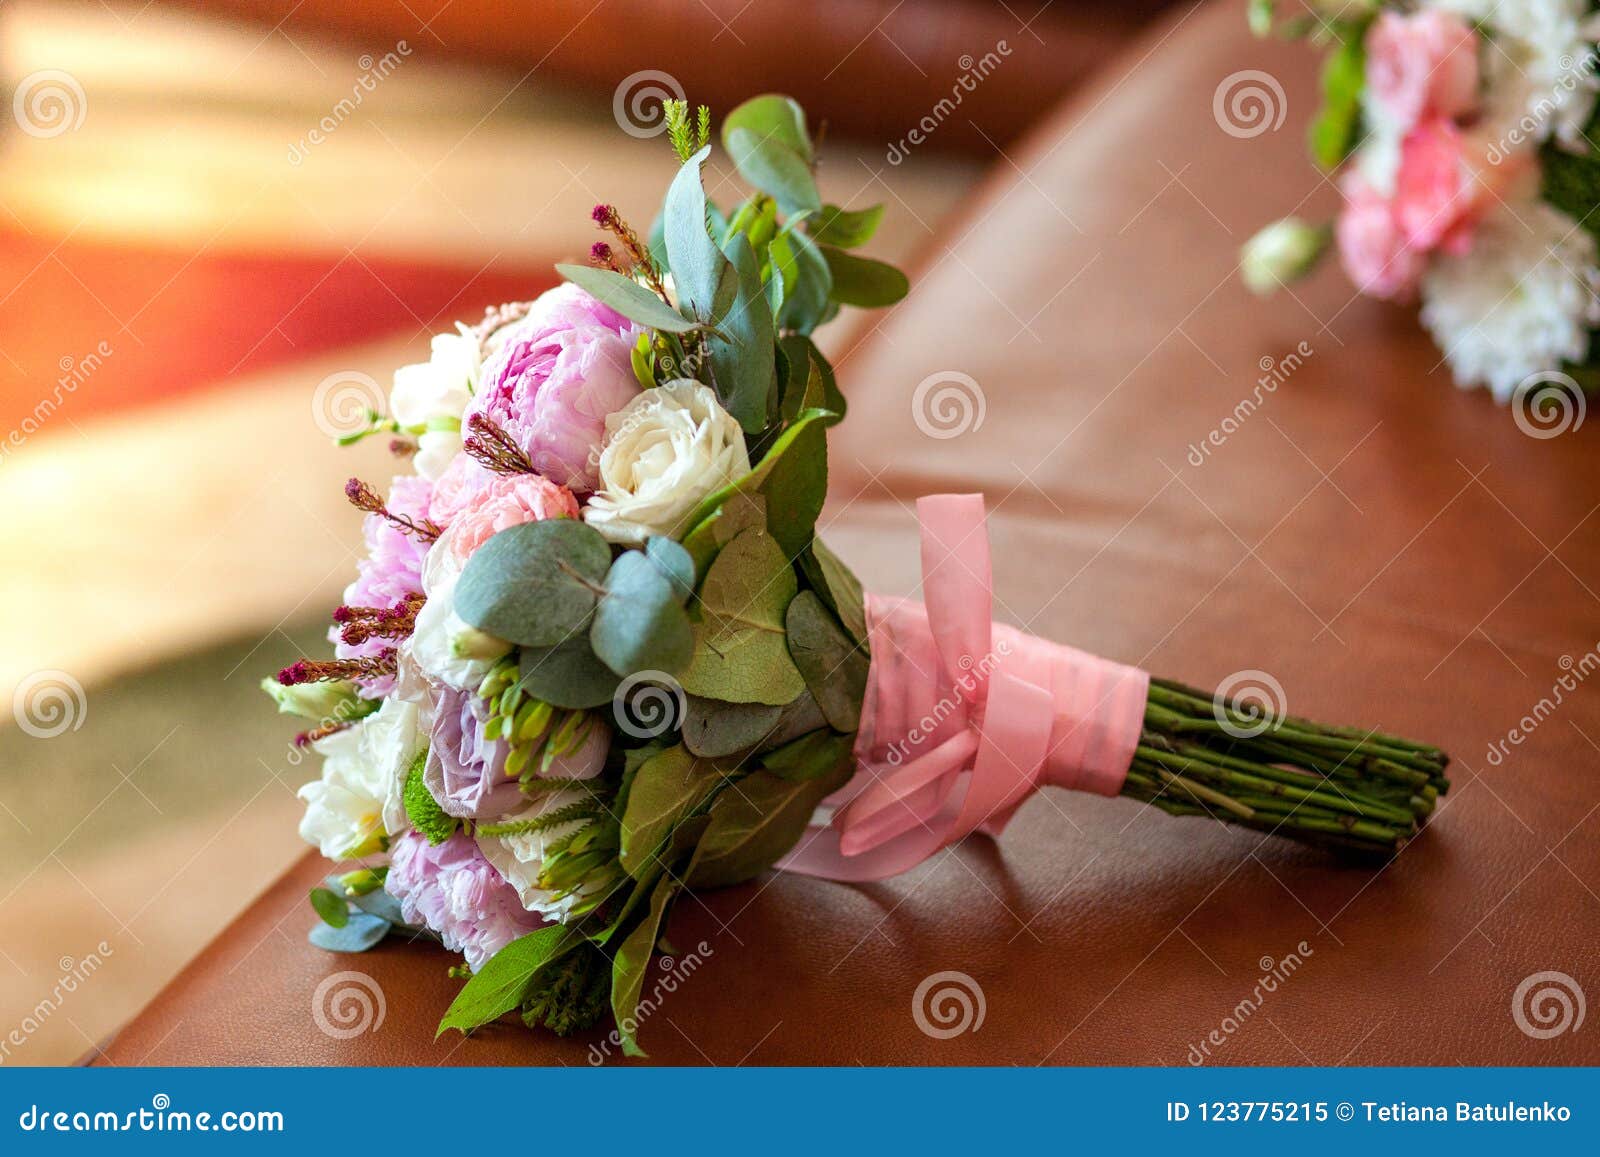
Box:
left=261, top=676, right=375, bottom=722
left=1240, top=219, right=1331, bottom=295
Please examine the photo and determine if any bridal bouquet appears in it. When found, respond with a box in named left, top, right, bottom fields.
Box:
left=1241, top=1, right=1600, bottom=405
left=267, top=95, right=1451, bottom=1055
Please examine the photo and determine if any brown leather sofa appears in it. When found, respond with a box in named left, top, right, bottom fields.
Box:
left=99, top=0, right=1600, bottom=1064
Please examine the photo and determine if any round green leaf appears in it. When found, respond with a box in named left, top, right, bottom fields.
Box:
left=455, top=519, right=611, bottom=647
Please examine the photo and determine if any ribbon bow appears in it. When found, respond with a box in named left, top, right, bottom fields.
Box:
left=780, top=494, right=1150, bottom=882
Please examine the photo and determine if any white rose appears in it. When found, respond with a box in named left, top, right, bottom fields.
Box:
left=297, top=719, right=388, bottom=860
left=411, top=527, right=511, bottom=691
left=583, top=380, right=750, bottom=545
left=391, top=327, right=479, bottom=480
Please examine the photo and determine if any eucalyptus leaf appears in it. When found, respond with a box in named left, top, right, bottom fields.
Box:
left=679, top=526, right=806, bottom=706
left=554, top=263, right=701, bottom=334
left=682, top=690, right=827, bottom=758
left=810, top=203, right=884, bottom=248
left=785, top=590, right=868, bottom=732
left=724, top=126, right=821, bottom=218
left=309, top=886, right=348, bottom=929
left=771, top=228, right=832, bottom=334
left=819, top=246, right=909, bottom=308
left=762, top=727, right=855, bottom=782
left=612, top=873, right=679, bottom=1058
left=706, top=231, right=776, bottom=434
left=308, top=910, right=390, bottom=953
left=344, top=884, right=408, bottom=929
left=646, top=536, right=695, bottom=603
left=663, top=146, right=727, bottom=323
left=517, top=636, right=620, bottom=709
left=618, top=744, right=729, bottom=878
left=685, top=754, right=853, bottom=888
left=455, top=519, right=612, bottom=648
left=592, top=548, right=694, bottom=677
left=778, top=334, right=846, bottom=425
left=681, top=491, right=768, bottom=580
left=436, top=924, right=582, bottom=1036
left=722, top=94, right=813, bottom=163
left=801, top=537, right=868, bottom=646
left=681, top=697, right=782, bottom=758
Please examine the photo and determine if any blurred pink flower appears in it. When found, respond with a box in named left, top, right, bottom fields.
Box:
left=462, top=283, right=642, bottom=493
left=1393, top=116, right=1478, bottom=255
left=1366, top=8, right=1479, bottom=132
left=1335, top=172, right=1426, bottom=302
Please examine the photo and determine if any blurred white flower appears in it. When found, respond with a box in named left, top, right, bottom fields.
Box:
left=1240, top=218, right=1331, bottom=294
left=1421, top=200, right=1600, bottom=399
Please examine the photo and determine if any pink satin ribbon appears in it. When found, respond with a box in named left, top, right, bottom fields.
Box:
left=779, top=494, right=1150, bottom=882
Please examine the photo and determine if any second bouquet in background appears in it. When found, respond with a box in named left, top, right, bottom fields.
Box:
left=1241, top=1, right=1600, bottom=408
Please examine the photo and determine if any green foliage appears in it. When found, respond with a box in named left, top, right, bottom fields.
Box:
left=685, top=750, right=853, bottom=888
left=785, top=590, right=868, bottom=732
left=617, top=744, right=729, bottom=878
left=403, top=747, right=457, bottom=845
left=555, top=263, right=704, bottom=334
left=663, top=145, right=728, bottom=325
left=679, top=409, right=831, bottom=560
left=454, top=519, right=612, bottom=648
left=611, top=873, right=679, bottom=1057
left=778, top=335, right=846, bottom=425
left=592, top=539, right=695, bottom=677
left=800, top=537, right=868, bottom=646
left=517, top=637, right=619, bottom=710
left=1309, top=22, right=1368, bottom=169
left=809, top=203, right=884, bottom=249
left=308, top=886, right=348, bottom=929
left=706, top=231, right=777, bottom=433
left=761, top=728, right=855, bottom=782
left=770, top=227, right=833, bottom=334
left=679, top=525, right=806, bottom=706
left=663, top=98, right=711, bottom=165
left=522, top=942, right=611, bottom=1035
left=437, top=924, right=586, bottom=1036
left=681, top=491, right=768, bottom=581
left=818, top=246, right=909, bottom=307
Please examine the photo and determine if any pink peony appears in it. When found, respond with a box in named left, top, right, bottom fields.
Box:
left=1393, top=117, right=1477, bottom=255
left=461, top=283, right=642, bottom=494
left=385, top=831, right=544, bottom=970
left=1335, top=172, right=1426, bottom=302
left=447, top=471, right=581, bottom=565
left=1365, top=8, right=1479, bottom=132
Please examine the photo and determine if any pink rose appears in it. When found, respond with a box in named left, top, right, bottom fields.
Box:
left=430, top=451, right=494, bottom=525
left=1335, top=172, right=1425, bottom=302
left=461, top=283, right=642, bottom=494
left=1394, top=117, right=1476, bottom=255
left=1365, top=9, right=1479, bottom=132
left=447, top=471, right=581, bottom=565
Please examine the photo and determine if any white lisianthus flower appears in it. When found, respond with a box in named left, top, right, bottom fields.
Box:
left=391, top=327, right=479, bottom=479
left=1240, top=218, right=1332, bottom=294
left=411, top=526, right=512, bottom=691
left=1420, top=200, right=1600, bottom=399
left=583, top=380, right=751, bottom=545
left=474, top=722, right=613, bottom=921
left=362, top=671, right=430, bottom=835
left=298, top=719, right=389, bottom=860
